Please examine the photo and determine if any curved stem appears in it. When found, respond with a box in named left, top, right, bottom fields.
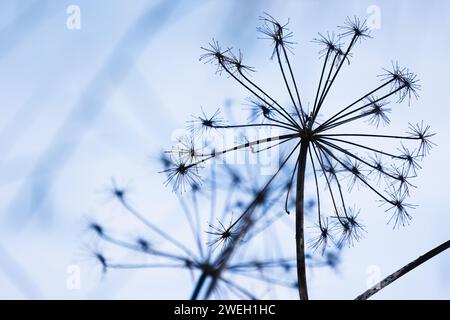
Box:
left=308, top=147, right=322, bottom=228
left=316, top=141, right=390, bottom=203
left=355, top=239, right=450, bottom=300
left=295, top=141, right=309, bottom=300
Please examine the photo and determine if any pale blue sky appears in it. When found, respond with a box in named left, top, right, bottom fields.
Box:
left=0, top=0, right=449, bottom=299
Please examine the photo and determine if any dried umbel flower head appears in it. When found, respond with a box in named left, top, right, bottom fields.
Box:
left=164, top=13, right=434, bottom=300
left=161, top=155, right=202, bottom=193
left=88, top=163, right=340, bottom=300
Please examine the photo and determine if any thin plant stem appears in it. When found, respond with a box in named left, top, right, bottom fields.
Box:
left=118, top=198, right=196, bottom=257
left=312, top=49, right=331, bottom=113
left=355, top=239, right=450, bottom=300
left=308, top=147, right=323, bottom=228
left=237, top=70, right=300, bottom=128
left=295, top=140, right=309, bottom=300
left=314, top=52, right=338, bottom=118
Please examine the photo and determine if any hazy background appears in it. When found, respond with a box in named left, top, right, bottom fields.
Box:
left=0, top=0, right=449, bottom=299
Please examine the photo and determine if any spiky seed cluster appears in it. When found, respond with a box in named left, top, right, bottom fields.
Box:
left=339, top=16, right=371, bottom=40
left=87, top=165, right=336, bottom=299
left=161, top=157, right=202, bottom=193
left=364, top=96, right=391, bottom=127
left=207, top=217, right=239, bottom=249
left=245, top=97, right=274, bottom=123
left=257, top=13, right=296, bottom=59
left=164, top=13, right=435, bottom=254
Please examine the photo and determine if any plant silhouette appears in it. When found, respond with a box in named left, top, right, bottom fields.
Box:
left=164, top=14, right=435, bottom=299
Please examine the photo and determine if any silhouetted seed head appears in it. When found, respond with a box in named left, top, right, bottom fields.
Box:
left=364, top=96, right=391, bottom=127
left=407, top=121, right=436, bottom=157
left=313, top=31, right=351, bottom=65
left=191, top=182, right=201, bottom=193
left=397, top=72, right=421, bottom=104
left=322, top=161, right=340, bottom=184
left=110, top=178, right=127, bottom=201
left=167, top=136, right=199, bottom=164
left=161, top=158, right=201, bottom=193
left=97, top=160, right=302, bottom=298
left=227, top=49, right=255, bottom=77
left=164, top=14, right=435, bottom=257
left=114, top=188, right=124, bottom=199
left=345, top=159, right=366, bottom=191
left=380, top=62, right=421, bottom=105
left=389, top=165, right=416, bottom=196
left=188, top=108, right=225, bottom=136
left=383, top=191, right=417, bottom=228
left=338, top=16, right=371, bottom=41
left=398, top=144, right=421, bottom=174
left=333, top=208, right=366, bottom=247
left=199, top=39, right=232, bottom=74
left=245, top=97, right=274, bottom=123
left=136, top=238, right=150, bottom=252
left=89, top=222, right=104, bottom=236
left=368, top=154, right=386, bottom=183
left=207, top=219, right=238, bottom=249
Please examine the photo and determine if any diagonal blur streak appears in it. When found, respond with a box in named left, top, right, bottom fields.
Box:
left=0, top=0, right=53, bottom=62
left=3, top=0, right=183, bottom=227
left=0, top=244, right=43, bottom=299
